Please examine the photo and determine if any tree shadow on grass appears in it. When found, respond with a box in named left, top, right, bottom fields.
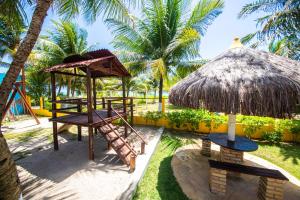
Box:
left=257, top=141, right=300, bottom=165
left=157, top=156, right=189, bottom=200
left=156, top=130, right=197, bottom=200
left=278, top=143, right=300, bottom=165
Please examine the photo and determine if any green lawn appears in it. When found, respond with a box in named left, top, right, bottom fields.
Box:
left=134, top=130, right=300, bottom=200
left=133, top=130, right=195, bottom=200
left=251, top=142, right=300, bottom=179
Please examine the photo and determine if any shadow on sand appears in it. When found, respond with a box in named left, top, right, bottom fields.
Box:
left=17, top=132, right=126, bottom=183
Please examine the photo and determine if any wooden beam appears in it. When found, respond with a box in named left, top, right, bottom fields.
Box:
left=51, top=72, right=58, bottom=150
left=2, top=89, right=18, bottom=121
left=15, top=85, right=40, bottom=124
left=89, top=63, right=123, bottom=76
left=52, top=110, right=85, bottom=115
left=53, top=71, right=86, bottom=77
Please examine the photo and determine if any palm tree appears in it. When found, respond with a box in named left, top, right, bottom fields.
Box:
left=0, top=1, right=137, bottom=199
left=26, top=66, right=49, bottom=104
left=32, top=20, right=96, bottom=98
left=0, top=19, right=25, bottom=60
left=239, top=0, right=300, bottom=60
left=107, top=0, right=224, bottom=111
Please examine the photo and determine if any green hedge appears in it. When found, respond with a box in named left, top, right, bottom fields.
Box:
left=143, top=110, right=300, bottom=143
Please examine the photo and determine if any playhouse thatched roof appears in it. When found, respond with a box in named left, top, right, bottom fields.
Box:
left=169, top=47, right=300, bottom=118
left=45, top=49, right=130, bottom=77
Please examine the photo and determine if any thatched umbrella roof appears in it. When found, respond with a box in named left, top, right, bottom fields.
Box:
left=169, top=44, right=300, bottom=118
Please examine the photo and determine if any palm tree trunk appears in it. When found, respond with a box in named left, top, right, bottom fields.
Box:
left=58, top=84, right=62, bottom=95
left=153, top=89, right=156, bottom=103
left=158, top=74, right=163, bottom=111
left=67, top=78, right=71, bottom=97
left=0, top=1, right=53, bottom=199
left=127, top=87, right=130, bottom=97
left=0, top=133, right=21, bottom=200
left=71, top=77, right=77, bottom=97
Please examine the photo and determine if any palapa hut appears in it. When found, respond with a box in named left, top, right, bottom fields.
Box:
left=169, top=38, right=300, bottom=141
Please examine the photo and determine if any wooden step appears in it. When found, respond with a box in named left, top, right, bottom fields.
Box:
left=119, top=146, right=131, bottom=157
left=110, top=136, right=120, bottom=143
left=99, top=124, right=118, bottom=134
left=113, top=140, right=125, bottom=149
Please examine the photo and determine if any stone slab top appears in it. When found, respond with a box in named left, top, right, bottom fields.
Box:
left=208, top=133, right=258, bottom=152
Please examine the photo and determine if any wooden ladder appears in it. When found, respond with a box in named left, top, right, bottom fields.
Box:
left=97, top=123, right=136, bottom=166
left=93, top=110, right=139, bottom=172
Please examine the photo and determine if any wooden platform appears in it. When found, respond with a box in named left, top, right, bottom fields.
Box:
left=50, top=109, right=125, bottom=127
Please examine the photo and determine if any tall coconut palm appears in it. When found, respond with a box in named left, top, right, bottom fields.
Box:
left=107, top=0, right=224, bottom=111
left=0, top=1, right=137, bottom=199
left=239, top=0, right=300, bottom=60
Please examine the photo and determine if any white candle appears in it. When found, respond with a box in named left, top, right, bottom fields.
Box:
left=228, top=114, right=236, bottom=141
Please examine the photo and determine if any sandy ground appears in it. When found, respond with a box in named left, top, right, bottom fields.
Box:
left=4, top=117, right=163, bottom=200
left=172, top=143, right=300, bottom=200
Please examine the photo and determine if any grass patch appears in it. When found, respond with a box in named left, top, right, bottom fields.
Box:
left=4, top=125, right=79, bottom=143
left=251, top=142, right=300, bottom=179
left=133, top=130, right=195, bottom=200
left=4, top=128, right=52, bottom=142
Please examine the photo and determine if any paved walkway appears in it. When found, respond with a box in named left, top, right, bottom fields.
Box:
left=9, top=124, right=163, bottom=200
left=172, top=143, right=300, bottom=200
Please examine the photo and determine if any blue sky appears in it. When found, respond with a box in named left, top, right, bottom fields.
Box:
left=40, top=0, right=260, bottom=59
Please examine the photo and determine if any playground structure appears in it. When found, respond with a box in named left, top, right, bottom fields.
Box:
left=1, top=65, right=40, bottom=124
left=45, top=49, right=147, bottom=172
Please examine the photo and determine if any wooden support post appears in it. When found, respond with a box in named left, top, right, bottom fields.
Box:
left=86, top=68, right=94, bottom=160
left=93, top=77, right=97, bottom=135
left=106, top=99, right=112, bottom=150
left=102, top=97, right=105, bottom=108
left=107, top=100, right=112, bottom=117
left=141, top=141, right=145, bottom=154
left=77, top=102, right=82, bottom=141
left=93, top=77, right=97, bottom=110
left=107, top=141, right=112, bottom=150
left=122, top=78, right=128, bottom=138
left=130, top=154, right=136, bottom=173
left=51, top=72, right=58, bottom=150
left=130, top=98, right=134, bottom=129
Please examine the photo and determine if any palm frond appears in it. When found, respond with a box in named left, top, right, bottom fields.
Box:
left=185, top=0, right=224, bottom=35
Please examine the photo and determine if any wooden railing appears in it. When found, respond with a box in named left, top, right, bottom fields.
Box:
left=93, top=109, right=137, bottom=157
left=111, top=107, right=147, bottom=145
